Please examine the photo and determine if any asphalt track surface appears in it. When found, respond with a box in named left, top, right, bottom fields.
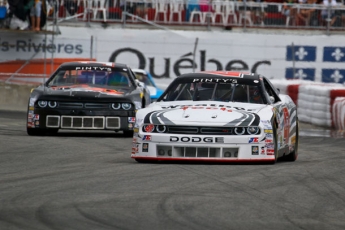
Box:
left=1, top=110, right=345, bottom=230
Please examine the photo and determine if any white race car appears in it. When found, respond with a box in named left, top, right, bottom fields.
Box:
left=131, top=71, right=298, bottom=164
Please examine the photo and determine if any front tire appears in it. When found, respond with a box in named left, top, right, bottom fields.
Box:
left=27, top=128, right=46, bottom=136
left=285, top=120, right=299, bottom=161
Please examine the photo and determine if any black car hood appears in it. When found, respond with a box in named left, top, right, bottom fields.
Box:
left=37, top=85, right=133, bottom=98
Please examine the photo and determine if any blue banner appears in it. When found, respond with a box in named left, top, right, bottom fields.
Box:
left=285, top=68, right=315, bottom=81
left=323, top=47, right=345, bottom=62
left=321, top=69, right=345, bottom=83
left=286, top=46, right=316, bottom=62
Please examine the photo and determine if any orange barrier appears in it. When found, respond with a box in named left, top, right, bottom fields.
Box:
left=0, top=58, right=96, bottom=85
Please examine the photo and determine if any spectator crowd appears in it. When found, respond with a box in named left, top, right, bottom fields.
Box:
left=1, top=0, right=345, bottom=31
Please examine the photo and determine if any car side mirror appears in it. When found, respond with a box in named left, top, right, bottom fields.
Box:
left=269, top=96, right=275, bottom=103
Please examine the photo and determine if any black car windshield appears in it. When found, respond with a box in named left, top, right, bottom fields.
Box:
left=159, top=80, right=265, bottom=104
left=47, top=69, right=133, bottom=88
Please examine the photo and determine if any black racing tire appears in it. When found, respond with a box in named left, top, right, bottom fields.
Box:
left=135, top=159, right=145, bottom=163
left=285, top=119, right=299, bottom=161
left=27, top=128, right=46, bottom=136
left=272, top=122, right=279, bottom=164
left=123, top=130, right=134, bottom=137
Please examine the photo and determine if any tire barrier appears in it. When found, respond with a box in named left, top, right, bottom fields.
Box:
left=271, top=79, right=345, bottom=129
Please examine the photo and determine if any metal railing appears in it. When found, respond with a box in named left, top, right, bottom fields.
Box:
left=49, top=0, right=345, bottom=33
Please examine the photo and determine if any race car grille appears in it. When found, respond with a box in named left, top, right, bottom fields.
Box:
left=156, top=146, right=239, bottom=158
left=106, top=117, right=120, bottom=128
left=167, top=126, right=233, bottom=135
left=46, top=116, right=121, bottom=129
left=57, top=102, right=109, bottom=109
left=61, top=116, right=105, bottom=129
left=58, top=102, right=84, bottom=109
left=144, top=126, right=261, bottom=135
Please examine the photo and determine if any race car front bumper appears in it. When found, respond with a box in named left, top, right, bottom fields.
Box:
left=131, top=132, right=276, bottom=162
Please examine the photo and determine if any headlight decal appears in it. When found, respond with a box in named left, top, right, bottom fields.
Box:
left=122, top=103, right=132, bottom=110
left=37, top=100, right=47, bottom=108
left=48, top=101, right=57, bottom=108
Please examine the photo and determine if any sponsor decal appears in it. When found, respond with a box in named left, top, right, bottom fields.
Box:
left=35, top=120, right=39, bottom=127
left=264, top=129, right=273, bottom=133
left=160, top=104, right=245, bottom=111
left=192, top=78, right=238, bottom=83
left=252, top=146, right=259, bottom=155
left=265, top=143, right=274, bottom=149
left=34, top=114, right=39, bottom=120
left=75, top=67, right=112, bottom=71
left=180, top=106, right=233, bottom=112
left=265, top=133, right=273, bottom=138
left=27, top=121, right=35, bottom=128
left=261, top=146, right=266, bottom=155
left=170, top=136, right=223, bottom=143
left=142, top=143, right=149, bottom=152
left=142, top=135, right=152, bottom=141
left=249, top=137, right=259, bottom=143
left=291, top=135, right=296, bottom=144
left=128, top=117, right=136, bottom=123
left=265, top=139, right=273, bottom=143
left=267, top=149, right=275, bottom=155
left=132, top=138, right=137, bottom=143
left=29, top=106, right=34, bottom=110
left=128, top=123, right=134, bottom=129
left=131, top=147, right=138, bottom=153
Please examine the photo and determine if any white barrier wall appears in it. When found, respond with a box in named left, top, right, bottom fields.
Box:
left=270, top=80, right=345, bottom=129
left=1, top=26, right=345, bottom=82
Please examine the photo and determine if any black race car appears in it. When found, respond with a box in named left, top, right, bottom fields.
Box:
left=26, top=61, right=151, bottom=136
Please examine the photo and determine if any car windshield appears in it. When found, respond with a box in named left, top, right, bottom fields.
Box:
left=159, top=80, right=265, bottom=104
left=47, top=69, right=133, bottom=88
left=133, top=72, right=154, bottom=86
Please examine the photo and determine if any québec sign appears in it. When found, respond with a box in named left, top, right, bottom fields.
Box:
left=109, top=48, right=271, bottom=79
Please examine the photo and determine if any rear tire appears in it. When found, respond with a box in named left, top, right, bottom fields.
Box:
left=285, top=120, right=299, bottom=161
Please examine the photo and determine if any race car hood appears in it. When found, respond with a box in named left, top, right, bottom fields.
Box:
left=36, top=85, right=132, bottom=98
left=140, top=101, right=271, bottom=126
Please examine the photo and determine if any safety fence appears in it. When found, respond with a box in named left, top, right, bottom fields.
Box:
left=271, top=79, right=345, bottom=130
left=47, top=0, right=345, bottom=31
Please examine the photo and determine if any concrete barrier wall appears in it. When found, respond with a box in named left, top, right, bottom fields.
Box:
left=0, top=83, right=35, bottom=112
